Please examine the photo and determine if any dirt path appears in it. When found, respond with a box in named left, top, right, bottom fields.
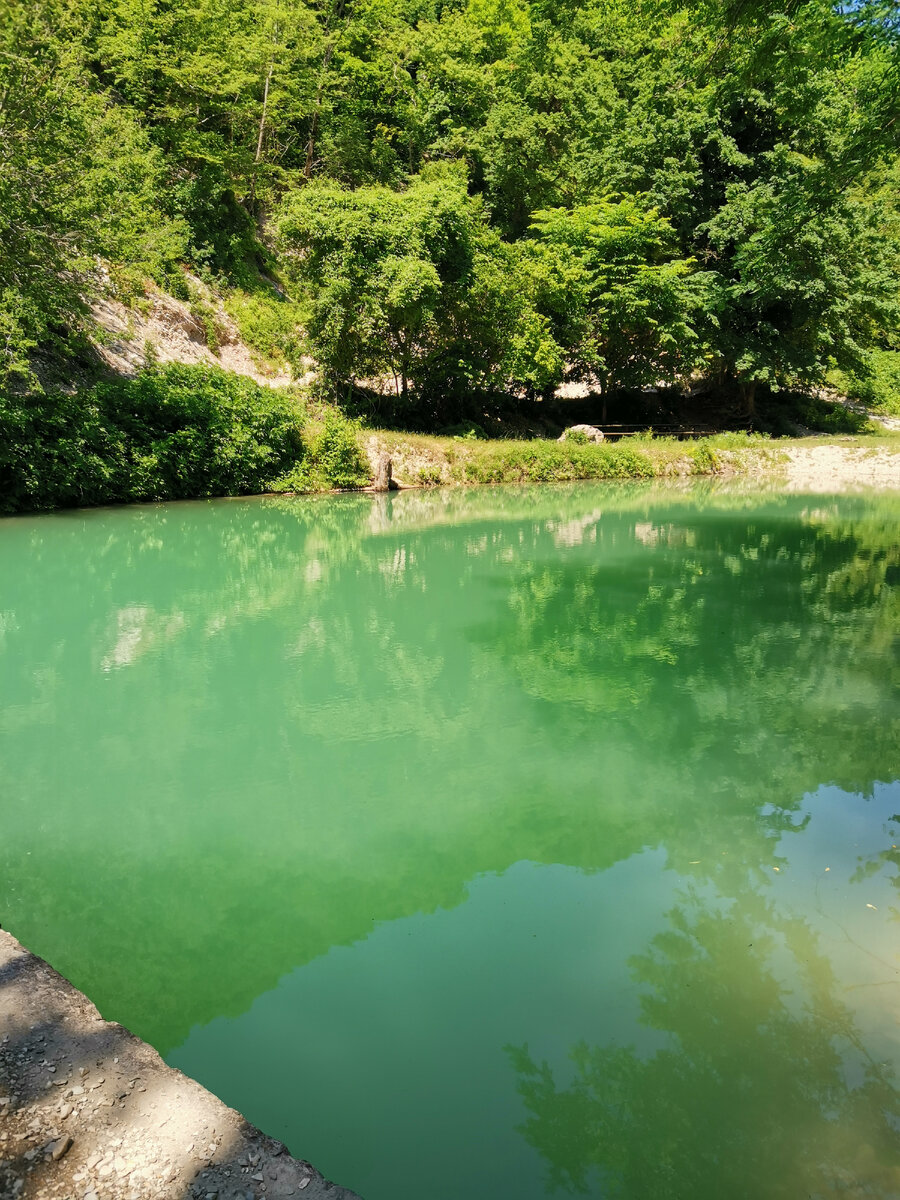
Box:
left=0, top=931, right=361, bottom=1200
left=780, top=444, right=900, bottom=491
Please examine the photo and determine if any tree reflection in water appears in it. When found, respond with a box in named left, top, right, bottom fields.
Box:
left=509, top=886, right=900, bottom=1199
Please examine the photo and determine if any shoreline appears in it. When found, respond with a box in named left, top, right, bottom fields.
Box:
left=1, top=438, right=898, bottom=523
left=0, top=930, right=362, bottom=1200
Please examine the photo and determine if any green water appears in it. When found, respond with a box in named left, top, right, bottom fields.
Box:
left=1, top=484, right=899, bottom=1199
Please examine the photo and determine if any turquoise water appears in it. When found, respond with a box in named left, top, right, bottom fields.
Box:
left=1, top=484, right=898, bottom=1198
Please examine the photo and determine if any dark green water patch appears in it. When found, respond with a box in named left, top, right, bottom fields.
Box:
left=1, top=485, right=898, bottom=1198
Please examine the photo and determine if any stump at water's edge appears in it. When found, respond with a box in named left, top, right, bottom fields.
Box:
left=373, top=453, right=393, bottom=491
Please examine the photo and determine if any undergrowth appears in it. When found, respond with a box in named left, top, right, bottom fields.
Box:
left=270, top=410, right=370, bottom=492
left=0, top=364, right=305, bottom=512
left=453, top=440, right=657, bottom=484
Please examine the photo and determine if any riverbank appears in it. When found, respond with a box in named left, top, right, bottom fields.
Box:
left=779, top=442, right=900, bottom=491
left=2, top=359, right=899, bottom=515
left=365, top=431, right=900, bottom=493
left=0, top=930, right=360, bottom=1200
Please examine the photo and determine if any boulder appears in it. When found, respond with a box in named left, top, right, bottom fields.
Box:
left=558, top=424, right=605, bottom=444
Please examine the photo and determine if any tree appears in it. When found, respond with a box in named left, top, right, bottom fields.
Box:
left=0, top=0, right=184, bottom=383
left=525, top=199, right=702, bottom=394
left=277, top=167, right=561, bottom=409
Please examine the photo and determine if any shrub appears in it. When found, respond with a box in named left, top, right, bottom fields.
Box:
left=800, top=395, right=875, bottom=433
left=225, top=288, right=305, bottom=371
left=0, top=364, right=305, bottom=513
left=311, top=411, right=371, bottom=489
left=269, top=409, right=370, bottom=492
left=691, top=442, right=720, bottom=474
left=834, top=350, right=900, bottom=416
left=440, top=422, right=487, bottom=440
left=416, top=465, right=443, bottom=485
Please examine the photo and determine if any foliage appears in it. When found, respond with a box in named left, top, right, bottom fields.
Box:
left=278, top=169, right=559, bottom=409
left=691, top=442, right=719, bottom=474
left=525, top=200, right=702, bottom=392
left=225, top=287, right=306, bottom=371
left=834, top=350, right=900, bottom=416
left=457, top=440, right=657, bottom=484
left=0, top=365, right=304, bottom=512
left=4, top=0, right=900, bottom=422
left=269, top=409, right=370, bottom=491
left=0, top=0, right=185, bottom=383
left=797, top=396, right=877, bottom=435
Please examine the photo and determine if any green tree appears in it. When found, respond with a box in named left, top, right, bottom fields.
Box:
left=525, top=199, right=702, bottom=394
left=278, top=168, right=560, bottom=409
left=0, top=0, right=184, bottom=382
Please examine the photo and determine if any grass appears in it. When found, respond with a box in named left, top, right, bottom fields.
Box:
left=359, top=428, right=782, bottom=489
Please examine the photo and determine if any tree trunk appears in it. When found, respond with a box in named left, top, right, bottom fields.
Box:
left=742, top=380, right=757, bottom=418
left=372, top=454, right=392, bottom=492
left=255, top=63, right=274, bottom=163
left=304, top=44, right=335, bottom=179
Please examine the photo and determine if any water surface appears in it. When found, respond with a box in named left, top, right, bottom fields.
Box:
left=1, top=484, right=898, bottom=1198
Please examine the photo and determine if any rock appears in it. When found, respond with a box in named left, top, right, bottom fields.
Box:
left=51, top=1135, right=73, bottom=1161
left=372, top=453, right=392, bottom=492
left=558, top=423, right=605, bottom=443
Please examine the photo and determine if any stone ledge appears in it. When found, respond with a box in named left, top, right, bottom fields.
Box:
left=0, top=930, right=362, bottom=1200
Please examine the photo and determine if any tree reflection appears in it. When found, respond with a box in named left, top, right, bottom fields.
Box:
left=509, top=890, right=900, bottom=1198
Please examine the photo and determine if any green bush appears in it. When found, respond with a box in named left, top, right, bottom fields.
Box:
left=440, top=422, right=487, bottom=440
left=416, top=464, right=443, bottom=485
left=800, top=395, right=875, bottom=433
left=0, top=364, right=305, bottom=513
left=691, top=442, right=720, bottom=474
left=835, top=351, right=900, bottom=416
left=311, top=411, right=371, bottom=489
left=225, top=288, right=305, bottom=370
left=270, top=409, right=370, bottom=492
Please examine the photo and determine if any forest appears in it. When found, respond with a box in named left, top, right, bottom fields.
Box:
left=1, top=0, right=899, bottom=489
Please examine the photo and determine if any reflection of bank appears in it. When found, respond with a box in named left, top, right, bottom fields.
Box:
left=510, top=782, right=900, bottom=1200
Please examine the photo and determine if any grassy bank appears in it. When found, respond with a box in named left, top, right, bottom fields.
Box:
left=3, top=364, right=898, bottom=515
left=367, top=429, right=783, bottom=489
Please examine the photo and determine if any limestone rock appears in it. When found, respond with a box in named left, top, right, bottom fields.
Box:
left=558, top=424, right=605, bottom=444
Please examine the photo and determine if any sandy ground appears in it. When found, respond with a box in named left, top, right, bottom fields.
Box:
left=781, top=444, right=900, bottom=491
left=0, top=931, right=361, bottom=1200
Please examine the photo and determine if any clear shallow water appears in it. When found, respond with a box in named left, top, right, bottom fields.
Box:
left=1, top=483, right=898, bottom=1199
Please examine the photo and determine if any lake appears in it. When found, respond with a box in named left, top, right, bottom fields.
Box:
left=1, top=483, right=898, bottom=1199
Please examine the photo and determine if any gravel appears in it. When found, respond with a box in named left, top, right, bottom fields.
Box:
left=0, top=930, right=362, bottom=1200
